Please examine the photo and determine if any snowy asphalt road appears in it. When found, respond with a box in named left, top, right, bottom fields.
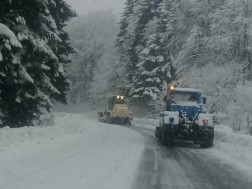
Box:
left=132, top=127, right=252, bottom=189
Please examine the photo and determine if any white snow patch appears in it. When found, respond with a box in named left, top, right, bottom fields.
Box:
left=213, top=124, right=252, bottom=169
left=0, top=23, right=22, bottom=48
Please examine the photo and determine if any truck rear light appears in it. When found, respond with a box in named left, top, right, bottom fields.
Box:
left=203, top=119, right=208, bottom=125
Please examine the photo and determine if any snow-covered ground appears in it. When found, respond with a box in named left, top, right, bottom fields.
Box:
left=0, top=113, right=145, bottom=189
left=0, top=113, right=252, bottom=189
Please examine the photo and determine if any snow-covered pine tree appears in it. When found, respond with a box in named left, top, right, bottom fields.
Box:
left=117, top=0, right=136, bottom=47
left=117, top=0, right=139, bottom=87
left=131, top=0, right=178, bottom=106
left=120, top=0, right=162, bottom=104
left=0, top=0, right=76, bottom=127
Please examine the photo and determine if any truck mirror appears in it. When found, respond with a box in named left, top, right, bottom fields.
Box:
left=203, top=97, right=207, bottom=104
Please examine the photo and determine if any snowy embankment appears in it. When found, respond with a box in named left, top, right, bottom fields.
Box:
left=213, top=124, right=252, bottom=169
left=0, top=113, right=145, bottom=189
left=133, top=117, right=252, bottom=171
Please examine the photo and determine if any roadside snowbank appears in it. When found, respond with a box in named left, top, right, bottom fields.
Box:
left=213, top=124, right=252, bottom=168
left=0, top=113, right=91, bottom=149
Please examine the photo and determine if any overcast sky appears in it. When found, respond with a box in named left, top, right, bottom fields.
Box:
left=64, top=0, right=126, bottom=15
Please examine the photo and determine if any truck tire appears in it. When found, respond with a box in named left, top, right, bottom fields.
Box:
left=109, top=116, right=113, bottom=124
left=155, top=127, right=160, bottom=138
left=125, top=118, right=131, bottom=126
left=161, top=127, right=174, bottom=146
left=106, top=113, right=112, bottom=124
left=200, top=141, right=213, bottom=148
left=161, top=129, right=168, bottom=146
left=200, top=135, right=214, bottom=148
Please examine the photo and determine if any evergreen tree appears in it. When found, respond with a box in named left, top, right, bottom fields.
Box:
left=0, top=0, right=76, bottom=127
left=118, top=0, right=179, bottom=105
left=117, top=0, right=138, bottom=86
left=131, top=0, right=178, bottom=103
left=118, top=0, right=162, bottom=104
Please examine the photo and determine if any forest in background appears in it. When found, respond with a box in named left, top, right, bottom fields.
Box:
left=67, top=0, right=252, bottom=133
left=1, top=0, right=252, bottom=133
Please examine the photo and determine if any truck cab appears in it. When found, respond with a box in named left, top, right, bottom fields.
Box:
left=167, top=87, right=205, bottom=120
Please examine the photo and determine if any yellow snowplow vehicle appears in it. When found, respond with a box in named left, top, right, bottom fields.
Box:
left=97, top=95, right=133, bottom=125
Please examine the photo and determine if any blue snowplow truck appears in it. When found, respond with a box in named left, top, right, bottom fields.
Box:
left=155, top=86, right=214, bottom=148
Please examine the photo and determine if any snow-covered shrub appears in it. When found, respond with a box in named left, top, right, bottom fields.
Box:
left=226, top=82, right=252, bottom=134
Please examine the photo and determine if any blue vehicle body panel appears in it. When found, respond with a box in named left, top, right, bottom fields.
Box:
left=171, top=105, right=200, bottom=119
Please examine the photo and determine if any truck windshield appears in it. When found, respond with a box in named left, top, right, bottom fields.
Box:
left=172, top=92, right=198, bottom=103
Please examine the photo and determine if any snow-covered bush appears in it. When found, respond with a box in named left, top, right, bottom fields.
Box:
left=225, top=82, right=252, bottom=134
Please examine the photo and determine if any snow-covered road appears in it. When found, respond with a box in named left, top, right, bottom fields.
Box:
left=0, top=113, right=145, bottom=189
left=0, top=113, right=252, bottom=189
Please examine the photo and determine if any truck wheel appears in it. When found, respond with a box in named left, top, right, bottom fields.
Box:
left=200, top=136, right=213, bottom=148
left=161, top=130, right=168, bottom=146
left=107, top=114, right=112, bottom=124
left=158, top=130, right=162, bottom=142
left=155, top=127, right=160, bottom=138
left=200, top=142, right=212, bottom=148
left=126, top=119, right=131, bottom=126
left=206, top=139, right=213, bottom=148
left=169, top=136, right=174, bottom=147
left=161, top=128, right=174, bottom=146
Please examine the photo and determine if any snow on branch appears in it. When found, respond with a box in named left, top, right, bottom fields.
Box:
left=40, top=73, right=61, bottom=95
left=29, top=35, right=58, bottom=62
left=0, top=23, right=22, bottom=49
left=35, top=88, right=54, bottom=110
left=17, top=64, right=34, bottom=84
